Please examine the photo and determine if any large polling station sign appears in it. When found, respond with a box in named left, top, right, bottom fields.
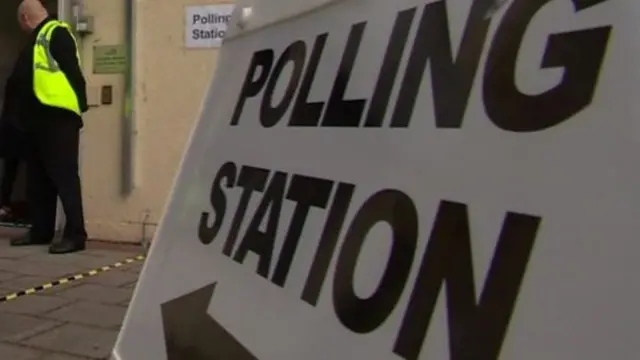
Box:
left=114, top=0, right=638, bottom=359
left=185, top=4, right=234, bottom=48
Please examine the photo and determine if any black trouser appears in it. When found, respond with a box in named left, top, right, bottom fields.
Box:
left=26, top=116, right=86, bottom=243
left=0, top=157, right=19, bottom=208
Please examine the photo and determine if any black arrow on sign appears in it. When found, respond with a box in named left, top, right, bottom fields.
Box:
left=161, top=283, right=258, bottom=359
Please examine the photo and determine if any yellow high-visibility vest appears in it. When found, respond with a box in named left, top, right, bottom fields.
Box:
left=33, top=20, right=82, bottom=116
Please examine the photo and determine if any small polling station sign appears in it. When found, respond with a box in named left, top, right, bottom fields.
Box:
left=185, top=3, right=235, bottom=48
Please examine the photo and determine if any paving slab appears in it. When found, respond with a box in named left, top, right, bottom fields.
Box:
left=54, top=284, right=132, bottom=305
left=44, top=301, right=127, bottom=329
left=81, top=249, right=137, bottom=259
left=84, top=270, right=139, bottom=288
left=0, top=270, right=21, bottom=282
left=0, top=278, right=82, bottom=298
left=0, top=237, right=144, bottom=358
left=116, top=298, right=132, bottom=308
left=0, top=246, right=46, bottom=259
left=20, top=252, right=134, bottom=271
left=0, top=240, right=48, bottom=260
left=21, top=324, right=119, bottom=359
left=47, top=283, right=85, bottom=296
left=37, top=353, right=91, bottom=360
left=122, top=281, right=137, bottom=290
left=1, top=275, right=56, bottom=292
left=0, top=312, right=62, bottom=342
left=0, top=343, right=44, bottom=359
left=38, top=354, right=91, bottom=360
left=0, top=295, right=72, bottom=316
left=0, top=344, right=88, bottom=359
left=0, top=286, right=17, bottom=295
left=0, top=258, right=83, bottom=278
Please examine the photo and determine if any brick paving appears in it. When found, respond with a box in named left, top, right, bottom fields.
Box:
left=0, top=231, right=143, bottom=359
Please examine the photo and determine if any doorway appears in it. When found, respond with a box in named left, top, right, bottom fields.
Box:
left=0, top=0, right=62, bottom=228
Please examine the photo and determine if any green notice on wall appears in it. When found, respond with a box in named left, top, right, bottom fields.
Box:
left=93, top=45, right=127, bottom=74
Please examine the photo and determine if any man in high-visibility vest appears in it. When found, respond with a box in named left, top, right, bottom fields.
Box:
left=8, top=0, right=89, bottom=254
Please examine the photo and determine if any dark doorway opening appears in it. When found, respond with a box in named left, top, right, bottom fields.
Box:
left=0, top=0, right=60, bottom=228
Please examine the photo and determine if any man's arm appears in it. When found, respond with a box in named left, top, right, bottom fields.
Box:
left=49, top=27, right=88, bottom=113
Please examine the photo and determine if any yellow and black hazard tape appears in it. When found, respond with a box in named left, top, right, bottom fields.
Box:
left=0, top=254, right=146, bottom=303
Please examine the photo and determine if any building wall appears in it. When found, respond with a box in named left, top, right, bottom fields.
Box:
left=80, top=0, right=229, bottom=242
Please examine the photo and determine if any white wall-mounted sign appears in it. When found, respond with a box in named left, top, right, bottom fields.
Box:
left=185, top=4, right=235, bottom=48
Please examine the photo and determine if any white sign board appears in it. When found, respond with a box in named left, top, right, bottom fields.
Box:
left=185, top=4, right=234, bottom=48
left=114, top=0, right=637, bottom=359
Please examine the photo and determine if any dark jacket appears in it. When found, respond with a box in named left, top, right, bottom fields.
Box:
left=0, top=82, right=27, bottom=159
left=8, top=16, right=88, bottom=131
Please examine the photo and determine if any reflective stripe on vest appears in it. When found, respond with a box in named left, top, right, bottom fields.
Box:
left=33, top=21, right=81, bottom=116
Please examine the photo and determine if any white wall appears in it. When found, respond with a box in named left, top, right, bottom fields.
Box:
left=78, top=0, right=229, bottom=243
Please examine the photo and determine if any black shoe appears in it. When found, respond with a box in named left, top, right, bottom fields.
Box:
left=49, top=239, right=86, bottom=254
left=10, top=234, right=50, bottom=247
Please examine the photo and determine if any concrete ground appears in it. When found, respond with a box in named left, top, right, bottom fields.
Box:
left=0, top=229, right=144, bottom=359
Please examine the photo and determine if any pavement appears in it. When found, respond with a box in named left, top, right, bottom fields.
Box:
left=0, top=228, right=144, bottom=360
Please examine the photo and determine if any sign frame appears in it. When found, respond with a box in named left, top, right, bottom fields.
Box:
left=93, top=44, right=127, bottom=74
